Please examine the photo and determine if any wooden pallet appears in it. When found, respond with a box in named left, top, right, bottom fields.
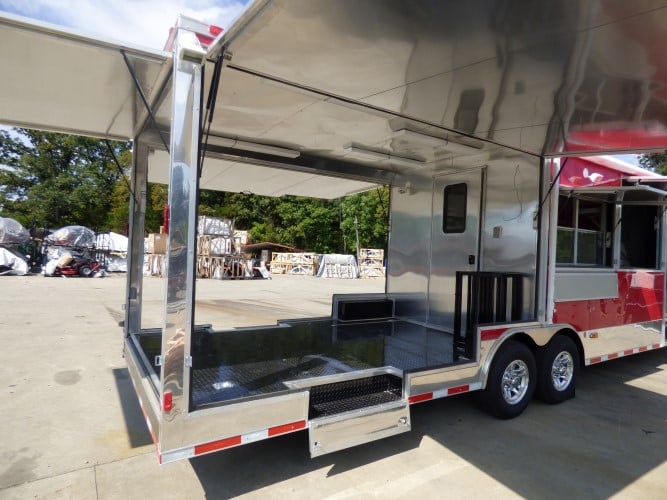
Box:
left=358, top=248, right=385, bottom=278
left=270, top=252, right=316, bottom=275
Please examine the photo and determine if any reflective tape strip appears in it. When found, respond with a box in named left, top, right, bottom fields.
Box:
left=408, top=392, right=433, bottom=404
left=586, top=343, right=664, bottom=365
left=409, top=382, right=483, bottom=404
left=192, top=420, right=307, bottom=457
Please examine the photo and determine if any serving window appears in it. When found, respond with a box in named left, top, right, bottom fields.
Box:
left=556, top=195, right=613, bottom=267
left=620, top=205, right=659, bottom=269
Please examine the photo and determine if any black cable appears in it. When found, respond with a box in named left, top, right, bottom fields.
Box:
left=120, top=49, right=170, bottom=153
left=376, top=185, right=386, bottom=214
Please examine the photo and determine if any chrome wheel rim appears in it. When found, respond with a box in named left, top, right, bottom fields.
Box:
left=501, top=359, right=530, bottom=405
left=551, top=351, right=574, bottom=391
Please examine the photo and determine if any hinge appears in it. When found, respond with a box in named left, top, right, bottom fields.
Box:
left=155, top=355, right=163, bottom=367
left=185, top=356, right=193, bottom=368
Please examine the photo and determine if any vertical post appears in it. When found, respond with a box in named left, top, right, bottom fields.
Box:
left=124, top=140, right=149, bottom=334
left=453, top=271, right=463, bottom=360
left=159, top=24, right=205, bottom=451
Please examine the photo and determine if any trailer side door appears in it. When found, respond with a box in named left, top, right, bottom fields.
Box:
left=428, top=169, right=485, bottom=329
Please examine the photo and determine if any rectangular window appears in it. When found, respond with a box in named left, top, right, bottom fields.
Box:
left=556, top=195, right=611, bottom=267
left=443, top=183, right=467, bottom=233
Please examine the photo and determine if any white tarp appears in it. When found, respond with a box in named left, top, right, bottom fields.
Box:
left=0, top=247, right=29, bottom=275
left=317, top=254, right=358, bottom=279
left=46, top=225, right=95, bottom=247
left=0, top=217, right=30, bottom=244
left=96, top=232, right=128, bottom=272
left=96, top=232, right=128, bottom=252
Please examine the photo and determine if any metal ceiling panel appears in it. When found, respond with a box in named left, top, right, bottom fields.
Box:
left=213, top=0, right=667, bottom=156
left=0, top=12, right=171, bottom=140
left=147, top=149, right=377, bottom=198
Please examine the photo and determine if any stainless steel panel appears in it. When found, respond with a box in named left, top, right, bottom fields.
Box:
left=480, top=154, right=540, bottom=320
left=212, top=0, right=667, bottom=157
left=175, top=391, right=309, bottom=451
left=554, top=271, right=619, bottom=301
left=408, top=364, right=481, bottom=398
left=125, top=141, right=149, bottom=335
left=386, top=175, right=434, bottom=323
left=309, top=400, right=410, bottom=458
left=159, top=29, right=205, bottom=452
left=428, top=170, right=484, bottom=328
left=0, top=12, right=170, bottom=140
left=124, top=337, right=161, bottom=445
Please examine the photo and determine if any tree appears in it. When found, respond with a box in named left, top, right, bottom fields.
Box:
left=340, top=186, right=390, bottom=253
left=638, top=152, right=667, bottom=174
left=0, top=127, right=390, bottom=251
left=0, top=128, right=130, bottom=231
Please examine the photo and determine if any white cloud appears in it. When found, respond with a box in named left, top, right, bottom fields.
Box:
left=0, top=0, right=250, bottom=49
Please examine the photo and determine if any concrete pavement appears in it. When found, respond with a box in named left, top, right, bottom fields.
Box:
left=0, top=274, right=666, bottom=499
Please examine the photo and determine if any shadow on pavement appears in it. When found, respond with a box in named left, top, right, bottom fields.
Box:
left=189, top=349, right=666, bottom=498
left=112, top=368, right=154, bottom=448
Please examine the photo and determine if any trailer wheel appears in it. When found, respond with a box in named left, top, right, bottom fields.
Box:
left=482, top=340, right=536, bottom=419
left=536, top=335, right=579, bottom=404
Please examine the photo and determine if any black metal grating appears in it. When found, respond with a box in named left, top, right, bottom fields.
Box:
left=191, top=355, right=363, bottom=408
left=308, top=374, right=403, bottom=419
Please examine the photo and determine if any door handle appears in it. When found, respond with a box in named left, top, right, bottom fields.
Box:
left=468, top=254, right=476, bottom=265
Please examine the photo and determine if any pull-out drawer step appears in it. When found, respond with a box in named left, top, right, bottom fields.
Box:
left=308, top=373, right=410, bottom=457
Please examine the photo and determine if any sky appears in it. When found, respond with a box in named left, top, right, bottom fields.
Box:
left=0, top=0, right=251, bottom=49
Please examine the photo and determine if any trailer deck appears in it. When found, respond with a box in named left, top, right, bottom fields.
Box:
left=137, top=318, right=457, bottom=409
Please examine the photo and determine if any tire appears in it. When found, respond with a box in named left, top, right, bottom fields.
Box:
left=536, top=335, right=579, bottom=404
left=481, top=340, right=536, bottom=419
left=79, top=265, right=92, bottom=277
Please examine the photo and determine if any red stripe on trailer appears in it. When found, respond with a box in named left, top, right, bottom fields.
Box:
left=193, top=419, right=307, bottom=456
left=447, top=385, right=470, bottom=395
left=409, top=392, right=433, bottom=404
left=268, top=420, right=306, bottom=436
left=586, top=343, right=664, bottom=365
left=194, top=435, right=242, bottom=455
left=480, top=328, right=507, bottom=341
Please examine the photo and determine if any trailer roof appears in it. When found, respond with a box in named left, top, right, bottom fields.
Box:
left=3, top=2, right=667, bottom=198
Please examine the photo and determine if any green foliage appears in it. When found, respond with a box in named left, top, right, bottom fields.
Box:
left=638, top=152, right=667, bottom=175
left=0, top=128, right=389, bottom=253
left=0, top=128, right=130, bottom=231
left=340, top=187, right=390, bottom=252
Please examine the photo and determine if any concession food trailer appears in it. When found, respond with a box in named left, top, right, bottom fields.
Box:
left=2, top=0, right=667, bottom=464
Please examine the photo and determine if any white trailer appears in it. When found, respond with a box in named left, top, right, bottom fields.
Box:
left=2, top=1, right=667, bottom=464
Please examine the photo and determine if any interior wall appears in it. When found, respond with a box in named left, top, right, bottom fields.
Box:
left=387, top=150, right=541, bottom=327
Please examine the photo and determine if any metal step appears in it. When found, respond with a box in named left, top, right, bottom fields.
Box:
left=307, top=373, right=410, bottom=457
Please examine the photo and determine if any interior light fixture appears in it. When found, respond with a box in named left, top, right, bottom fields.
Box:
left=208, top=135, right=300, bottom=158
left=343, top=145, right=425, bottom=167
left=392, top=129, right=482, bottom=154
